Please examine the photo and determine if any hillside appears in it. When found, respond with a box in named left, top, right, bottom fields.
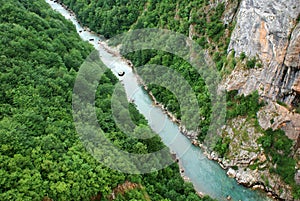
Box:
left=59, top=0, right=300, bottom=200
left=0, top=0, right=215, bottom=200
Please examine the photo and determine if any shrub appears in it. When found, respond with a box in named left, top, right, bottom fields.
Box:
left=256, top=62, right=263, bottom=68
left=246, top=57, right=256, bottom=69
left=214, top=137, right=230, bottom=157
left=276, top=100, right=288, bottom=107
left=258, top=128, right=296, bottom=190
left=239, top=52, right=246, bottom=60
left=226, top=90, right=264, bottom=120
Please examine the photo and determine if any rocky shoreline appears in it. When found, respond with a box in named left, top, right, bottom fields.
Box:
left=132, top=68, right=287, bottom=200
left=50, top=0, right=201, bottom=194
left=101, top=31, right=285, bottom=201
left=50, top=0, right=289, bottom=200
left=134, top=72, right=284, bottom=200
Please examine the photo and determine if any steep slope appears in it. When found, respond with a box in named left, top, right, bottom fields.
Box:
left=226, top=0, right=300, bottom=106
left=222, top=0, right=300, bottom=200
left=0, top=0, right=214, bottom=200
left=58, top=0, right=300, bottom=199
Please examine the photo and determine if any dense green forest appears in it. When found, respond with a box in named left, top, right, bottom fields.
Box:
left=59, top=0, right=300, bottom=198
left=2, top=0, right=299, bottom=199
left=61, top=0, right=234, bottom=141
left=0, top=0, right=216, bottom=200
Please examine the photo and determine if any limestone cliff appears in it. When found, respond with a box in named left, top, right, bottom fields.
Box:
left=226, top=0, right=300, bottom=103
left=218, top=1, right=300, bottom=200
left=57, top=0, right=300, bottom=199
left=224, top=0, right=300, bottom=148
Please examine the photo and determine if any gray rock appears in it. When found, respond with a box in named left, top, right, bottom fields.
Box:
left=295, top=170, right=300, bottom=185
left=257, top=101, right=300, bottom=140
left=219, top=116, right=294, bottom=199
left=222, top=0, right=239, bottom=25
left=227, top=168, right=236, bottom=177
left=227, top=0, right=300, bottom=105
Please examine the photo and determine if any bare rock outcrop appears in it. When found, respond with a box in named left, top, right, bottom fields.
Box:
left=288, top=23, right=300, bottom=97
left=216, top=117, right=294, bottom=200
left=227, top=0, right=300, bottom=105
left=257, top=101, right=300, bottom=140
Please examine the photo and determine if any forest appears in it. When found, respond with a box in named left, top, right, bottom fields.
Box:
left=0, top=0, right=216, bottom=200
left=60, top=0, right=234, bottom=140
left=59, top=0, right=300, bottom=198
left=2, top=0, right=300, bottom=199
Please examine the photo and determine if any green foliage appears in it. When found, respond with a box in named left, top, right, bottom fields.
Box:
left=258, top=129, right=300, bottom=197
left=239, top=52, right=246, bottom=60
left=245, top=57, right=256, bottom=69
left=61, top=0, right=147, bottom=38
left=258, top=129, right=293, bottom=160
left=56, top=0, right=300, bottom=198
left=129, top=103, right=148, bottom=126
left=1, top=1, right=211, bottom=200
left=60, top=0, right=232, bottom=60
left=206, top=3, right=225, bottom=43
left=126, top=50, right=212, bottom=139
left=256, top=62, right=263, bottom=68
left=226, top=90, right=264, bottom=120
left=276, top=100, right=288, bottom=107
left=249, top=163, right=259, bottom=170
left=213, top=137, right=230, bottom=157
left=215, top=90, right=266, bottom=159
left=59, top=0, right=235, bottom=139
left=295, top=105, right=300, bottom=114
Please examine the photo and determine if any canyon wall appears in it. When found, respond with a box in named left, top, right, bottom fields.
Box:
left=226, top=0, right=300, bottom=105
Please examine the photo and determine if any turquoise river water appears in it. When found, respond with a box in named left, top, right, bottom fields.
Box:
left=46, top=1, right=273, bottom=200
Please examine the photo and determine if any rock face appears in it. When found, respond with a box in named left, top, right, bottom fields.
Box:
left=227, top=0, right=300, bottom=105
left=215, top=117, right=294, bottom=200
left=220, top=117, right=263, bottom=166
left=257, top=101, right=300, bottom=140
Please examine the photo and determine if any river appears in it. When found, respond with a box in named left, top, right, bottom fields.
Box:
left=45, top=1, right=273, bottom=200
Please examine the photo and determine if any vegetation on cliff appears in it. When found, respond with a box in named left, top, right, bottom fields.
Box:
left=259, top=129, right=299, bottom=199
left=59, top=0, right=300, bottom=198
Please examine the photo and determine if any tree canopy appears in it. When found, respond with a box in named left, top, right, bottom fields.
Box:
left=0, top=0, right=215, bottom=200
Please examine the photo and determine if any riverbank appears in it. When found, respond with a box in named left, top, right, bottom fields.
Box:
left=135, top=78, right=283, bottom=200
left=104, top=39, right=282, bottom=201
left=98, top=38, right=200, bottom=192
left=48, top=0, right=276, bottom=200
left=137, top=75, right=285, bottom=200
left=123, top=57, right=281, bottom=200
left=134, top=72, right=283, bottom=200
